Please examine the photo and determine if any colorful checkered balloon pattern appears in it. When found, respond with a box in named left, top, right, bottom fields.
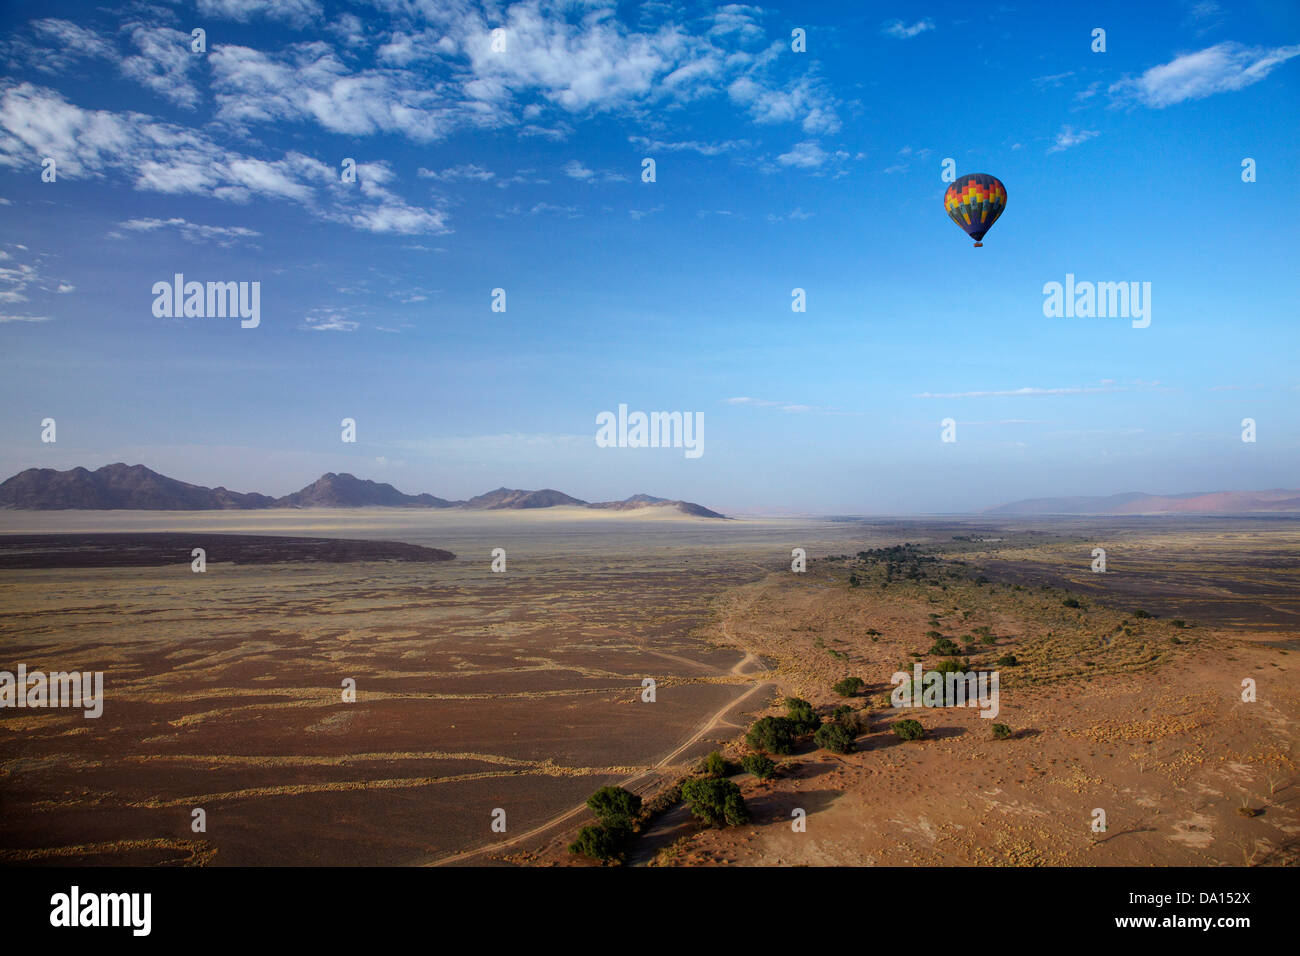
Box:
left=944, top=173, right=1007, bottom=243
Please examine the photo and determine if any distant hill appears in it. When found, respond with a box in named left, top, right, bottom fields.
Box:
left=588, top=493, right=726, bottom=518
left=463, top=487, right=587, bottom=509
left=0, top=465, right=726, bottom=517
left=987, top=489, right=1300, bottom=515
left=0, top=464, right=277, bottom=510
left=277, top=472, right=458, bottom=509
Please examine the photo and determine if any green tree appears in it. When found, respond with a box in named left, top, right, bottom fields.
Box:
left=814, top=722, right=854, bottom=754
left=746, top=716, right=795, bottom=754
left=929, top=637, right=962, bottom=656
left=700, top=751, right=728, bottom=778
left=585, top=786, right=642, bottom=829
left=681, top=777, right=749, bottom=827
left=894, top=718, right=925, bottom=741
left=741, top=753, right=776, bottom=780
left=785, top=697, right=821, bottom=734
left=568, top=825, right=624, bottom=863
left=833, top=676, right=865, bottom=697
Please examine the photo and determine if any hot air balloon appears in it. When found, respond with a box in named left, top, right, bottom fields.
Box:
left=944, top=173, right=1007, bottom=247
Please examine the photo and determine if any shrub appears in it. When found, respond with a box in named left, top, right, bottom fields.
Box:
left=681, top=777, right=749, bottom=827
left=894, top=719, right=925, bottom=741
left=723, top=791, right=749, bottom=826
left=925, top=629, right=943, bottom=639
left=996, top=654, right=1018, bottom=667
left=980, top=635, right=997, bottom=645
left=929, top=637, right=962, bottom=656
left=1171, top=619, right=1186, bottom=629
left=741, top=753, right=776, bottom=780
left=785, top=697, right=821, bottom=734
left=833, top=676, right=865, bottom=697
left=1062, top=597, right=1082, bottom=609
left=992, top=723, right=1012, bottom=740
left=700, top=751, right=728, bottom=778
left=830, top=706, right=870, bottom=735
left=814, top=722, right=854, bottom=754
left=569, top=824, right=625, bottom=863
left=586, top=786, right=642, bottom=829
left=746, top=716, right=795, bottom=754
left=1132, top=608, right=1152, bottom=619
left=933, top=658, right=965, bottom=674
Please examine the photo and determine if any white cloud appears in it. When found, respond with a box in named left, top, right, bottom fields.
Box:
left=418, top=163, right=496, bottom=181
left=1033, top=71, right=1075, bottom=88
left=27, top=19, right=116, bottom=69
left=528, top=201, right=579, bottom=217
left=915, top=382, right=1161, bottom=399
left=119, top=25, right=203, bottom=109
left=0, top=260, right=38, bottom=303
left=210, top=42, right=465, bottom=142
left=112, top=217, right=261, bottom=246
left=776, top=141, right=828, bottom=168
left=196, top=0, right=322, bottom=27
left=766, top=207, right=813, bottom=222
left=0, top=83, right=448, bottom=235
left=328, top=202, right=448, bottom=234
left=0, top=313, right=52, bottom=323
left=563, top=159, right=594, bottom=180
left=724, top=396, right=820, bottom=413
left=326, top=13, right=368, bottom=48
left=16, top=20, right=202, bottom=109
left=1047, top=125, right=1099, bottom=152
left=300, top=307, right=359, bottom=332
left=376, top=29, right=448, bottom=66
left=16, top=1, right=842, bottom=155
left=729, top=75, right=840, bottom=133
left=882, top=19, right=935, bottom=39
left=561, top=159, right=626, bottom=183
left=627, top=135, right=749, bottom=155
left=1110, top=42, right=1300, bottom=108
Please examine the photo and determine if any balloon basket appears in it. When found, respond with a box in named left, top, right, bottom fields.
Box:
left=973, top=242, right=982, bottom=247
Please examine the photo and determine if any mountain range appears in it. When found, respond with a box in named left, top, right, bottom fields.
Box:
left=0, top=465, right=727, bottom=518
left=986, top=489, right=1300, bottom=515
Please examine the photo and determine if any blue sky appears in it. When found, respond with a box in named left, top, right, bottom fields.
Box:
left=0, top=0, right=1297, bottom=513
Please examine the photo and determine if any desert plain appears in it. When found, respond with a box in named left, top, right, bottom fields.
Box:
left=0, top=509, right=1296, bottom=867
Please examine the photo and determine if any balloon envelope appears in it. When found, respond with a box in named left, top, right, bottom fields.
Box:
left=944, top=173, right=1007, bottom=244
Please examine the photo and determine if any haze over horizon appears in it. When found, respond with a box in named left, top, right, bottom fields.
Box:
left=1, top=0, right=1296, bottom=514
